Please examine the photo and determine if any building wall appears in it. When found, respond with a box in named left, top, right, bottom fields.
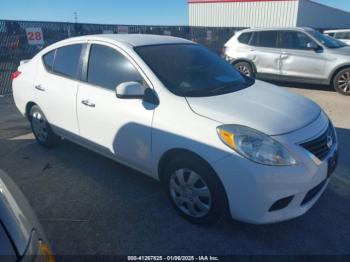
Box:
left=297, top=0, right=350, bottom=29
left=189, top=0, right=300, bottom=28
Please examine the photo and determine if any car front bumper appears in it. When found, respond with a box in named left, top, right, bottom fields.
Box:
left=212, top=145, right=337, bottom=224
left=211, top=110, right=338, bottom=224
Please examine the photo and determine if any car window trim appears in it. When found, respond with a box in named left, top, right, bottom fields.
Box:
left=84, top=43, right=146, bottom=91
left=280, top=30, right=318, bottom=51
left=249, top=30, right=279, bottom=49
left=79, top=43, right=116, bottom=92
left=238, top=32, right=253, bottom=45
left=42, top=49, right=56, bottom=72
left=81, top=40, right=154, bottom=92
left=259, top=30, right=279, bottom=49
left=41, top=43, right=86, bottom=81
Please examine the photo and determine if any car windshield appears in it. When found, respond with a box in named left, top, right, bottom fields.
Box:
left=308, top=30, right=347, bottom=48
left=134, top=44, right=254, bottom=97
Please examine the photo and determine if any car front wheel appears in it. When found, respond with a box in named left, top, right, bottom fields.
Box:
left=29, top=105, right=59, bottom=148
left=163, top=155, right=227, bottom=225
left=333, top=68, right=350, bottom=95
left=234, top=61, right=254, bottom=78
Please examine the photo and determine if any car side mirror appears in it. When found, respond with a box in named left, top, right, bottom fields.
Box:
left=116, top=81, right=146, bottom=99
left=307, top=42, right=322, bottom=52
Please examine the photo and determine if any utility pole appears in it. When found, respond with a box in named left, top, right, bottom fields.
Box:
left=74, top=11, right=78, bottom=23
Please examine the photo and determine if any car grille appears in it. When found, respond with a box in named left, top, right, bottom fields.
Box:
left=300, top=122, right=336, bottom=161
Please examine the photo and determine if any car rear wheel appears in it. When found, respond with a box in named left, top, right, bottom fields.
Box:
left=234, top=61, right=254, bottom=77
left=29, top=105, right=59, bottom=148
left=162, top=154, right=227, bottom=225
left=333, top=68, right=350, bottom=95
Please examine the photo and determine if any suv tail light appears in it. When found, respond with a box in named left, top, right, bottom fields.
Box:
left=221, top=46, right=228, bottom=58
left=222, top=46, right=227, bottom=55
left=11, top=70, right=21, bottom=80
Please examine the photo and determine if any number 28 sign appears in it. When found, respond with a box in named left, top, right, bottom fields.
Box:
left=26, top=28, right=44, bottom=45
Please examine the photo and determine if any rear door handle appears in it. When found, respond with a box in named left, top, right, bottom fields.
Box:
left=35, top=85, right=45, bottom=91
left=81, top=99, right=96, bottom=108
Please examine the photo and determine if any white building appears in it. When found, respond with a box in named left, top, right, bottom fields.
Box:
left=188, top=0, right=350, bottom=29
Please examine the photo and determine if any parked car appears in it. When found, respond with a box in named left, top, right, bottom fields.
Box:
left=224, top=27, right=350, bottom=95
left=324, top=29, right=350, bottom=45
left=0, top=169, right=54, bottom=261
left=12, top=34, right=338, bottom=225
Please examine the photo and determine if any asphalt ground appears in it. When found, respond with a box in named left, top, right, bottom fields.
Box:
left=0, top=84, right=349, bottom=255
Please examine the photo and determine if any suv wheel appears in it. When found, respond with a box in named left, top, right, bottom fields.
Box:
left=29, top=105, right=59, bottom=148
left=333, top=68, right=350, bottom=95
left=234, top=61, right=254, bottom=77
left=162, top=155, right=227, bottom=225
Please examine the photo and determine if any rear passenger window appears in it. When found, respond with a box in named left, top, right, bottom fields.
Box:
left=250, top=31, right=278, bottom=48
left=258, top=31, right=278, bottom=48
left=238, top=33, right=252, bottom=45
left=87, top=44, right=144, bottom=90
left=43, top=50, right=55, bottom=71
left=52, top=44, right=83, bottom=79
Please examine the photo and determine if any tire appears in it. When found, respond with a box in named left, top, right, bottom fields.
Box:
left=162, top=154, right=227, bottom=225
left=29, top=105, right=59, bottom=148
left=333, top=68, right=350, bottom=95
left=234, top=61, right=254, bottom=78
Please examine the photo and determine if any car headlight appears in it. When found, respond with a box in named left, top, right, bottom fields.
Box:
left=217, top=125, right=296, bottom=166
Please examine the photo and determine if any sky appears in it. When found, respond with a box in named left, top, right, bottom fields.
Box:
left=0, top=0, right=349, bottom=25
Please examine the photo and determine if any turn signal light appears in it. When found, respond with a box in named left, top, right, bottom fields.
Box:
left=39, top=241, right=55, bottom=262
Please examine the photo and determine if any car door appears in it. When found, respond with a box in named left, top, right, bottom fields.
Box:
left=34, top=43, right=85, bottom=136
left=76, top=43, right=155, bottom=172
left=279, top=30, right=327, bottom=81
left=248, top=30, right=281, bottom=77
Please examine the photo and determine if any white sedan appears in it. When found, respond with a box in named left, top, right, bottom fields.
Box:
left=12, top=34, right=338, bottom=225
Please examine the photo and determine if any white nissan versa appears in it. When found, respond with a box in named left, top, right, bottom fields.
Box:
left=12, top=34, right=338, bottom=225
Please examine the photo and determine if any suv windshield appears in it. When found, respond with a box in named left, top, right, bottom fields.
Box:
left=135, top=44, right=254, bottom=97
left=307, top=30, right=347, bottom=48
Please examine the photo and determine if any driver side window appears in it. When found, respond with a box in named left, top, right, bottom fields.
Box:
left=87, top=44, right=144, bottom=90
left=280, top=31, right=315, bottom=50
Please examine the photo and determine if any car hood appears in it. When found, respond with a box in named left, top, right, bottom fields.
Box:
left=0, top=169, right=46, bottom=255
left=186, top=81, right=321, bottom=136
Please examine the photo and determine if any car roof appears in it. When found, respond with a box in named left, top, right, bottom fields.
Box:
left=59, top=34, right=194, bottom=47
left=237, top=27, right=314, bottom=33
left=324, top=29, right=350, bottom=33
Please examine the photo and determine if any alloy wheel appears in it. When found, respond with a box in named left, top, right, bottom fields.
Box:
left=169, top=168, right=212, bottom=218
left=337, top=71, right=350, bottom=93
left=31, top=111, right=48, bottom=142
left=237, top=65, right=251, bottom=77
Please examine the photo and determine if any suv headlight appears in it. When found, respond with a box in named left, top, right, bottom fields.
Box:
left=217, top=125, right=296, bottom=166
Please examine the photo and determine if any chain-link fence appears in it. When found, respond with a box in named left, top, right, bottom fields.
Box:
left=0, top=20, right=243, bottom=95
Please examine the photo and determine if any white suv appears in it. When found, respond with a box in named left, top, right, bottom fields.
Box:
left=224, top=27, right=350, bottom=95
left=324, top=29, right=350, bottom=45
left=12, top=34, right=338, bottom=225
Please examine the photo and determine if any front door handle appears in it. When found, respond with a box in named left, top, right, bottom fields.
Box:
left=281, top=52, right=289, bottom=59
left=35, top=85, right=45, bottom=91
left=81, top=99, right=96, bottom=108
